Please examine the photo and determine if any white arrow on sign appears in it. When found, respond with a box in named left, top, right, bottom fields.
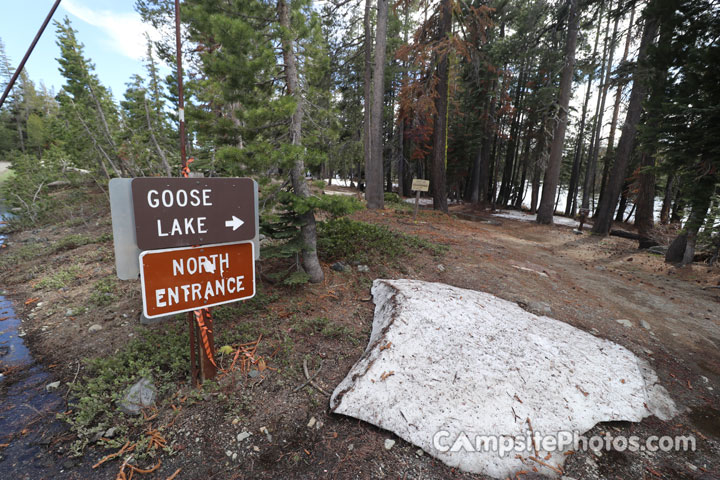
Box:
left=225, top=216, right=245, bottom=231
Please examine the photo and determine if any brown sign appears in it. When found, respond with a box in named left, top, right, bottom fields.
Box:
left=131, top=177, right=256, bottom=250
left=411, top=179, right=430, bottom=192
left=139, top=241, right=255, bottom=318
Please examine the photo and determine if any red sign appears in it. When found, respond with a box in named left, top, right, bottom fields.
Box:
left=139, top=241, right=255, bottom=318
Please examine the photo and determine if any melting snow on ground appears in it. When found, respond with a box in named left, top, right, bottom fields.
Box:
left=492, top=209, right=585, bottom=228
left=331, top=279, right=676, bottom=479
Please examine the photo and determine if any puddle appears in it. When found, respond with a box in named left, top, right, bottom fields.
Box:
left=0, top=204, right=72, bottom=476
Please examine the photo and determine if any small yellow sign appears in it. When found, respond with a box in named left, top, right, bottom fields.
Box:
left=411, top=179, right=430, bottom=192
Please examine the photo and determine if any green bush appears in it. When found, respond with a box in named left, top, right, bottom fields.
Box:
left=384, top=192, right=401, bottom=204
left=317, top=218, right=446, bottom=264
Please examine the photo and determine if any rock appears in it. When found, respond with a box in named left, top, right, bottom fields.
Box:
left=232, top=418, right=240, bottom=425
left=331, top=262, right=346, bottom=272
left=248, top=369, right=260, bottom=378
left=253, top=446, right=260, bottom=452
left=307, top=417, right=317, bottom=428
left=226, top=450, right=233, bottom=457
left=232, top=452, right=238, bottom=461
left=119, top=377, right=156, bottom=415
left=616, top=319, right=634, bottom=328
left=415, top=449, right=424, bottom=457
left=572, top=229, right=583, bottom=235
left=436, top=264, right=446, bottom=272
left=237, top=431, right=251, bottom=442
left=641, top=320, right=652, bottom=330
left=594, top=265, right=606, bottom=271
left=331, top=279, right=676, bottom=478
left=45, top=381, right=61, bottom=392
left=384, top=439, right=395, bottom=450
left=347, top=444, right=354, bottom=451
left=104, top=427, right=117, bottom=438
left=259, top=426, right=272, bottom=443
left=357, top=265, right=370, bottom=273
left=88, top=324, right=103, bottom=333
left=62, top=459, right=76, bottom=470
left=65, top=309, right=74, bottom=317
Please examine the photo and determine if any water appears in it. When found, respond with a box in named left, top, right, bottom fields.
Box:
left=0, top=203, right=72, bottom=477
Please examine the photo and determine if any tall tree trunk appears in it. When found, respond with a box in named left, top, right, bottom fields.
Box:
left=659, top=172, right=674, bottom=224
left=583, top=0, right=619, bottom=210
left=597, top=2, right=635, bottom=214
left=635, top=150, right=656, bottom=244
left=566, top=0, right=603, bottom=217
left=592, top=6, right=659, bottom=235
left=430, top=0, right=451, bottom=213
left=681, top=176, right=715, bottom=266
left=362, top=0, right=373, bottom=200
left=278, top=0, right=323, bottom=283
left=367, top=0, right=388, bottom=208
left=537, top=0, right=580, bottom=224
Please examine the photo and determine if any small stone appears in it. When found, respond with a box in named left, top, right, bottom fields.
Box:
left=384, top=439, right=395, bottom=450
left=195, top=437, right=201, bottom=443
left=253, top=446, right=260, bottom=452
left=232, top=418, right=240, bottom=425
left=232, top=452, right=238, bottom=461
left=436, top=264, right=445, bottom=272
left=65, top=309, right=73, bottom=316
left=260, top=426, right=272, bottom=442
left=62, top=459, right=76, bottom=469
left=347, top=444, right=354, bottom=451
left=46, top=381, right=61, bottom=392
left=226, top=450, right=233, bottom=458
left=616, top=319, right=633, bottom=328
left=644, top=348, right=654, bottom=355
left=248, top=369, right=260, bottom=378
left=594, top=265, right=606, bottom=271
left=331, top=262, right=346, bottom=272
left=357, top=265, right=370, bottom=273
left=36, top=302, right=44, bottom=308
left=104, top=427, right=117, bottom=438
left=119, top=377, right=156, bottom=415
left=237, top=431, right=251, bottom=442
left=640, top=320, right=651, bottom=330
left=307, top=417, right=317, bottom=428
left=415, top=449, right=424, bottom=457
left=88, top=324, right=103, bottom=333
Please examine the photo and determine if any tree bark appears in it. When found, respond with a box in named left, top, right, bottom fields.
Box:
left=537, top=0, right=580, bottom=224
left=430, top=0, right=452, bottom=213
left=659, top=172, right=674, bottom=224
left=583, top=0, right=619, bottom=210
left=362, top=0, right=373, bottom=200
left=367, top=0, right=388, bottom=208
left=592, top=7, right=659, bottom=235
left=278, top=0, right=323, bottom=283
left=597, top=2, right=635, bottom=214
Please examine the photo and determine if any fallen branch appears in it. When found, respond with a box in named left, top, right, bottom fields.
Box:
left=300, top=358, right=329, bottom=396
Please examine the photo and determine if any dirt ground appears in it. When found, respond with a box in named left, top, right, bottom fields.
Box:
left=1, top=185, right=719, bottom=480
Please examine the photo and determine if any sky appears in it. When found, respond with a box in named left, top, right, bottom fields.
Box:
left=0, top=0, right=161, bottom=99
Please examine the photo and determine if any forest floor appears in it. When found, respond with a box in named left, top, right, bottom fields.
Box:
left=0, top=183, right=719, bottom=480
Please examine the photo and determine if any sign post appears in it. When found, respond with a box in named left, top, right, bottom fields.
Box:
left=411, top=179, right=430, bottom=222
left=110, top=176, right=259, bottom=386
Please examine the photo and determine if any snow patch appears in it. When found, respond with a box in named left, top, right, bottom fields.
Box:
left=492, top=209, right=583, bottom=228
left=331, top=279, right=676, bottom=479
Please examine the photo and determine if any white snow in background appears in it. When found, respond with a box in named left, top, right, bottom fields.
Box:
left=492, top=210, right=583, bottom=228
left=331, top=280, right=676, bottom=479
